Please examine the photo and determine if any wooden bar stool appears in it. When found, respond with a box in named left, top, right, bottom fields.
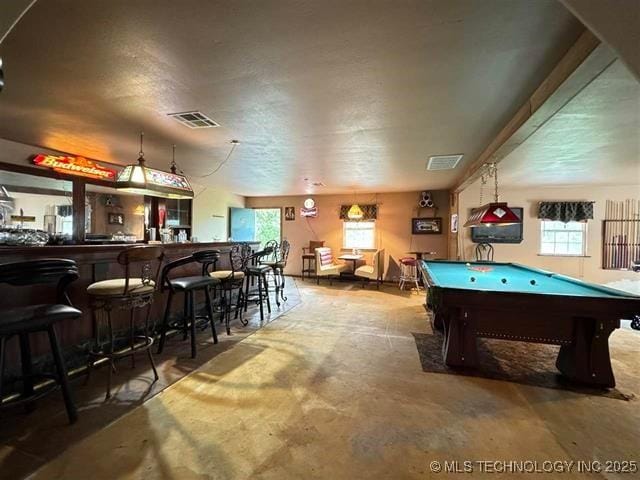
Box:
left=0, top=259, right=81, bottom=424
left=301, top=240, right=324, bottom=280
left=86, top=246, right=164, bottom=399
left=156, top=252, right=220, bottom=359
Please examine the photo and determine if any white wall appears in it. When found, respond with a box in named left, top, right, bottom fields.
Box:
left=458, top=182, right=640, bottom=285
left=191, top=183, right=245, bottom=242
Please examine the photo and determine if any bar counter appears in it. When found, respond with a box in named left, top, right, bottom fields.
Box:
left=0, top=241, right=260, bottom=373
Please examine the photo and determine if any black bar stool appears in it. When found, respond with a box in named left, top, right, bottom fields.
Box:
left=207, top=244, right=248, bottom=335
left=86, top=246, right=164, bottom=399
left=261, top=239, right=290, bottom=307
left=243, top=247, right=273, bottom=322
left=0, top=259, right=81, bottom=424
left=156, top=253, right=220, bottom=358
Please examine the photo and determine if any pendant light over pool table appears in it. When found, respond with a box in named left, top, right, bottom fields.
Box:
left=116, top=133, right=194, bottom=199
left=464, top=162, right=521, bottom=227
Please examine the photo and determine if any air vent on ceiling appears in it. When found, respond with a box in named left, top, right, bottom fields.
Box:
left=427, top=154, right=463, bottom=171
left=167, top=111, right=220, bottom=129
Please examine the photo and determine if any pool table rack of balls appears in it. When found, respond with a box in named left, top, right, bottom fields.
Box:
left=419, top=260, right=640, bottom=388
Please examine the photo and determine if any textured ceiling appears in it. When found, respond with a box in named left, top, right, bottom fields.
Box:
left=499, top=60, right=640, bottom=187
left=0, top=0, right=583, bottom=195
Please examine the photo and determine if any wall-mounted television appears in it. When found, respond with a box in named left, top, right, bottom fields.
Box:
left=471, top=207, right=523, bottom=244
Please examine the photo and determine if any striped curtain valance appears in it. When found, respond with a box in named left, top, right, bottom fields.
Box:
left=538, top=202, right=594, bottom=223
left=339, top=204, right=378, bottom=220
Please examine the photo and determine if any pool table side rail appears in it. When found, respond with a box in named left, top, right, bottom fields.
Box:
left=419, top=260, right=640, bottom=300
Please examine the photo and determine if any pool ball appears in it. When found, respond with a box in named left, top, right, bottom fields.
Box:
left=466, top=262, right=471, bottom=267
left=501, top=278, right=507, bottom=284
left=470, top=277, right=476, bottom=282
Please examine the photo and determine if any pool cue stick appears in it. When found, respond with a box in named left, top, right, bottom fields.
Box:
left=615, top=202, right=620, bottom=268
left=604, top=200, right=608, bottom=268
left=612, top=202, right=616, bottom=268
left=623, top=199, right=628, bottom=268
left=637, top=200, right=640, bottom=262
left=628, top=200, right=632, bottom=267
left=606, top=200, right=611, bottom=268
left=607, top=200, right=612, bottom=269
left=627, top=199, right=632, bottom=267
left=609, top=200, right=614, bottom=268
left=612, top=201, right=616, bottom=268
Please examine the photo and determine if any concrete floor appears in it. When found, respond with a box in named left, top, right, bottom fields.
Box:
left=5, top=280, right=640, bottom=479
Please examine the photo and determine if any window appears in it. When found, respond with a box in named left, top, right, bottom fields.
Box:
left=540, top=220, right=587, bottom=256
left=254, top=208, right=281, bottom=248
left=343, top=221, right=375, bottom=249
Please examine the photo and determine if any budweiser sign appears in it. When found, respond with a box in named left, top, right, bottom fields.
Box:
left=33, top=154, right=116, bottom=180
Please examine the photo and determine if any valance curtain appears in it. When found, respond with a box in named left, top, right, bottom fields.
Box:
left=538, top=202, right=594, bottom=223
left=339, top=204, right=378, bottom=220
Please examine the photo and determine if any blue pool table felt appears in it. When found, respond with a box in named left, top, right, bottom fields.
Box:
left=421, top=261, right=635, bottom=298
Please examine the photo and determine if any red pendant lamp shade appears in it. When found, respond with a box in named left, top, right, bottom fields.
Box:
left=464, top=163, right=522, bottom=228
left=464, top=202, right=521, bottom=227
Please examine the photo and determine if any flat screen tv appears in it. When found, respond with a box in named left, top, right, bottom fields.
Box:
left=470, top=207, right=523, bottom=244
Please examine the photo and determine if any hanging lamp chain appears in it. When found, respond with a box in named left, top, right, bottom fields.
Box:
left=138, top=132, right=145, bottom=158
left=489, top=162, right=499, bottom=202
left=171, top=144, right=177, bottom=173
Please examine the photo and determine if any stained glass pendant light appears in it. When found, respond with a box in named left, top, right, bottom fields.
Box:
left=464, top=163, right=520, bottom=227
left=116, top=133, right=194, bottom=199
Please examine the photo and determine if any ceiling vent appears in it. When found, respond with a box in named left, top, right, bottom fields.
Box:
left=427, top=154, right=463, bottom=171
left=167, top=111, right=220, bottom=129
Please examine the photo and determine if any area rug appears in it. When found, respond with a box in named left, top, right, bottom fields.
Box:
left=412, top=331, right=633, bottom=401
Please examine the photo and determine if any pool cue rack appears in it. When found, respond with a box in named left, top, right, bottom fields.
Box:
left=602, top=199, right=640, bottom=270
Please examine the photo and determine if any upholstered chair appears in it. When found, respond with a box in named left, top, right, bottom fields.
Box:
left=354, top=249, right=385, bottom=289
left=314, top=247, right=347, bottom=285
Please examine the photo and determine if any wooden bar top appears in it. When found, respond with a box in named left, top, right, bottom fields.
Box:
left=0, top=241, right=259, bottom=258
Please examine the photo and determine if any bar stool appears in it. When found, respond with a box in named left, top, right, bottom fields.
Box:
left=207, top=244, right=248, bottom=335
left=156, top=252, right=220, bottom=359
left=399, top=257, right=420, bottom=292
left=0, top=259, right=81, bottom=424
left=262, top=239, right=290, bottom=306
left=301, top=240, right=324, bottom=280
left=86, top=246, right=164, bottom=399
left=244, top=246, right=273, bottom=322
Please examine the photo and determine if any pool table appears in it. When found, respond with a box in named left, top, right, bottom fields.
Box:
left=419, top=260, right=640, bottom=388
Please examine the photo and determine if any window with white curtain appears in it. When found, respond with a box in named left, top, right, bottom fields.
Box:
left=540, top=220, right=587, bottom=256
left=343, top=221, right=375, bottom=249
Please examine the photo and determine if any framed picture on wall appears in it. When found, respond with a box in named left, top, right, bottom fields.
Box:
left=284, top=206, right=295, bottom=221
left=412, top=217, right=442, bottom=235
left=108, top=212, right=125, bottom=225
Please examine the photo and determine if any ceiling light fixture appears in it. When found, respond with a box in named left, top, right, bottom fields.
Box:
left=347, top=191, right=364, bottom=220
left=464, top=163, right=520, bottom=227
left=116, top=133, right=194, bottom=199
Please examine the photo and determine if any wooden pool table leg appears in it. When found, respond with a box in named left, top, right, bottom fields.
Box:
left=556, top=317, right=618, bottom=388
left=443, top=308, right=479, bottom=368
